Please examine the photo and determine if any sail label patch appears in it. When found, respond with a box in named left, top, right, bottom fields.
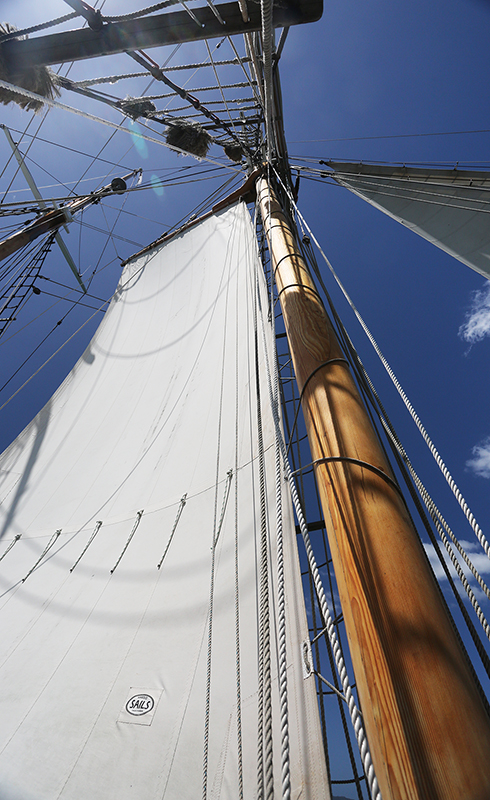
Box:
left=118, top=687, right=163, bottom=725
left=126, top=694, right=154, bottom=715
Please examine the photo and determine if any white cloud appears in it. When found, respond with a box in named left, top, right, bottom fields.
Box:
left=459, top=281, right=490, bottom=343
left=466, top=436, right=490, bottom=478
left=424, top=539, right=490, bottom=605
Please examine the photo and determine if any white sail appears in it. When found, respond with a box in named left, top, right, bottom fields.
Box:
left=0, top=201, right=328, bottom=800
left=329, top=161, right=490, bottom=279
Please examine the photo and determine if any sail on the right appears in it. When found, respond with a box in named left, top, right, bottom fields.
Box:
left=328, top=161, right=490, bottom=279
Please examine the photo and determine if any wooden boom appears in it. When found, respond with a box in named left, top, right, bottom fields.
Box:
left=0, top=0, right=323, bottom=69
left=257, top=174, right=490, bottom=800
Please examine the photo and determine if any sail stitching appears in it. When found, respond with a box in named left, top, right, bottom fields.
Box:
left=234, top=243, right=244, bottom=800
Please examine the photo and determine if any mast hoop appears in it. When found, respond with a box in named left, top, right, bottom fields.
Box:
left=285, top=357, right=349, bottom=455
left=275, top=281, right=322, bottom=303
left=291, top=455, right=403, bottom=497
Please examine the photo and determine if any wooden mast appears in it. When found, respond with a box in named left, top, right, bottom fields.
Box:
left=256, top=173, right=490, bottom=800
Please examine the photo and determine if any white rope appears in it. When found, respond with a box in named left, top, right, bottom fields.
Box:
left=104, top=0, right=180, bottom=21
left=364, top=371, right=490, bottom=640
left=273, top=167, right=490, bottom=566
left=0, top=13, right=78, bottom=41
left=341, top=337, right=490, bottom=605
left=269, top=281, right=292, bottom=799
left=253, top=255, right=274, bottom=800
left=256, top=189, right=381, bottom=800
left=260, top=0, right=274, bottom=159
left=73, top=60, right=251, bottom=88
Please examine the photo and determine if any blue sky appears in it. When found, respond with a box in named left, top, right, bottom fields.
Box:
left=1, top=1, right=490, bottom=796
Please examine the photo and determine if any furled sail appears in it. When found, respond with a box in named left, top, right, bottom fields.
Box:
left=328, top=161, right=490, bottom=279
left=0, top=202, right=328, bottom=799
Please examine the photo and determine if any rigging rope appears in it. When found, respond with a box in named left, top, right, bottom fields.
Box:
left=294, top=215, right=490, bottom=682
left=0, top=80, right=243, bottom=172
left=260, top=0, right=274, bottom=160
left=255, top=198, right=381, bottom=798
left=267, top=267, right=292, bottom=800
left=253, top=253, right=274, bottom=800
left=0, top=12, right=79, bottom=41
left=264, top=316, right=381, bottom=800
left=157, top=495, right=187, bottom=568
left=22, top=529, right=61, bottom=583
left=275, top=169, right=490, bottom=566
left=0, top=534, right=21, bottom=563
left=70, top=521, right=103, bottom=571
left=103, top=0, right=181, bottom=21
left=110, top=510, right=144, bottom=573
